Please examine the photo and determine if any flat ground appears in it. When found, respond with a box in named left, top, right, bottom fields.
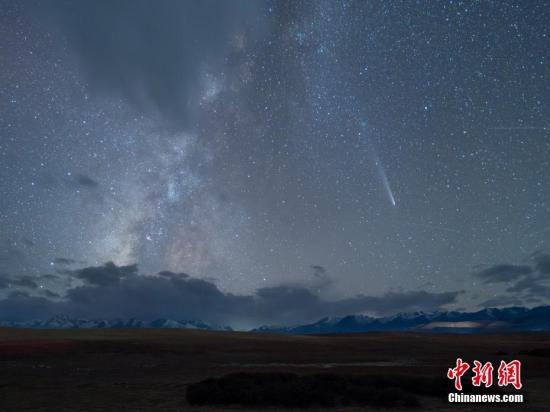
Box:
left=0, top=329, right=548, bottom=411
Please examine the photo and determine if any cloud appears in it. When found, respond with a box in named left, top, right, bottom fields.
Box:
left=311, top=265, right=327, bottom=278
left=8, top=291, right=31, bottom=299
left=474, top=255, right=550, bottom=302
left=253, top=287, right=462, bottom=326
left=0, top=294, right=57, bottom=321
left=533, top=252, right=550, bottom=274
left=47, top=0, right=262, bottom=127
left=475, top=264, right=533, bottom=283
left=11, top=276, right=39, bottom=289
left=40, top=289, right=60, bottom=299
left=0, top=273, right=38, bottom=289
left=74, top=174, right=99, bottom=189
left=72, top=262, right=139, bottom=286
left=341, top=290, right=463, bottom=314
left=478, top=295, right=526, bottom=308
left=157, top=270, right=190, bottom=279
left=0, top=262, right=461, bottom=328
left=506, top=276, right=550, bottom=296
left=309, top=265, right=333, bottom=290
left=54, top=257, right=77, bottom=266
left=39, top=274, right=61, bottom=281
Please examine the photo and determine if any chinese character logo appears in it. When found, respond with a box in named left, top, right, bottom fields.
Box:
left=472, top=360, right=494, bottom=387
left=447, top=358, right=470, bottom=391
left=447, top=359, right=522, bottom=390
left=497, top=360, right=522, bottom=390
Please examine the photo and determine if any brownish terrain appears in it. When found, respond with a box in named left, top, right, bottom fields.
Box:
left=0, top=329, right=548, bottom=411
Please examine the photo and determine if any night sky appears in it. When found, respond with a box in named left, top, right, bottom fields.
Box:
left=1, top=1, right=549, bottom=327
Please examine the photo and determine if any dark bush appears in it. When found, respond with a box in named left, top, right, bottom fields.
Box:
left=186, top=372, right=450, bottom=408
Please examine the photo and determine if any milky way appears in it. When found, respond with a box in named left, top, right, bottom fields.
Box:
left=1, top=0, right=549, bottom=313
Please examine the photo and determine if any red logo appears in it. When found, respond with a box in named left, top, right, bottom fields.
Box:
left=497, top=360, right=522, bottom=390
left=472, top=360, right=494, bottom=387
left=447, top=359, right=522, bottom=391
left=447, top=358, right=470, bottom=391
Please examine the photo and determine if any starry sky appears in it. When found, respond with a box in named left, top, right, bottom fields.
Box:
left=1, top=1, right=549, bottom=326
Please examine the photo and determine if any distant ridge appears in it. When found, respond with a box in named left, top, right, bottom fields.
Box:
left=0, top=315, right=232, bottom=331
left=2, top=306, right=549, bottom=333
left=253, top=306, right=550, bottom=334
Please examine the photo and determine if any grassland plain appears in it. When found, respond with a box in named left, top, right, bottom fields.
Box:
left=0, top=329, right=548, bottom=411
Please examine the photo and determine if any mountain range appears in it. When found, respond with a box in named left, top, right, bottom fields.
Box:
left=254, top=306, right=550, bottom=334
left=0, top=315, right=231, bottom=331
left=1, top=306, right=549, bottom=333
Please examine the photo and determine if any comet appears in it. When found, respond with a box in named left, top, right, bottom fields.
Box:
left=376, top=161, right=396, bottom=206
left=359, top=120, right=396, bottom=207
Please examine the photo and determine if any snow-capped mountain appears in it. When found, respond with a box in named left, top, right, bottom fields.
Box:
left=253, top=306, right=550, bottom=334
left=0, top=315, right=231, bottom=331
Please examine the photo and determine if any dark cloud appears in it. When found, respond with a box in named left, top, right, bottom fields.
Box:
left=0, top=262, right=461, bottom=328
left=254, top=287, right=462, bottom=326
left=39, top=274, right=61, bottom=281
left=474, top=254, right=550, bottom=302
left=39, top=289, right=60, bottom=298
left=533, top=253, right=550, bottom=275
left=0, top=274, right=9, bottom=289
left=310, top=265, right=333, bottom=290
left=72, top=262, right=138, bottom=286
left=506, top=276, right=550, bottom=297
left=255, top=286, right=320, bottom=324
left=0, top=294, right=57, bottom=321
left=2, top=257, right=546, bottom=328
left=478, top=296, right=526, bottom=308
left=475, top=264, right=533, bottom=283
left=8, top=290, right=30, bottom=299
left=54, top=257, right=76, bottom=266
left=48, top=0, right=263, bottom=127
left=11, top=276, right=39, bottom=289
left=59, top=271, right=253, bottom=323
left=0, top=274, right=39, bottom=289
left=73, top=174, right=99, bottom=189
left=157, top=270, right=190, bottom=279
left=336, top=290, right=463, bottom=318
left=311, top=265, right=327, bottom=278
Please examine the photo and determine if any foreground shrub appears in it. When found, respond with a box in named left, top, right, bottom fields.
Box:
left=186, top=372, right=448, bottom=408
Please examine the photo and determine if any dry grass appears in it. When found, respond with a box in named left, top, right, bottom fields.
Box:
left=0, top=329, right=548, bottom=410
